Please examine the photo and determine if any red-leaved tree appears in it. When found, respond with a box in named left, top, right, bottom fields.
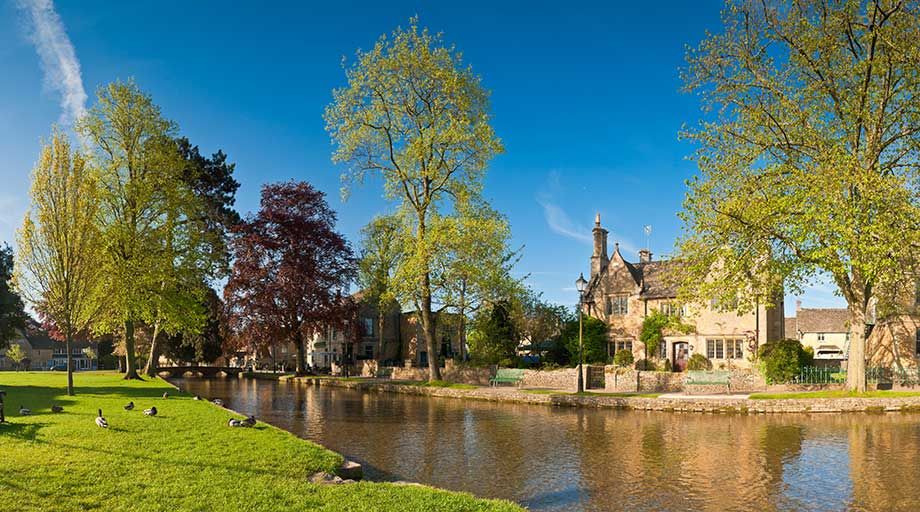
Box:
left=224, top=182, right=356, bottom=375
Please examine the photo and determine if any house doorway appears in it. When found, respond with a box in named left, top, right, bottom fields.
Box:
left=673, top=342, right=690, bottom=372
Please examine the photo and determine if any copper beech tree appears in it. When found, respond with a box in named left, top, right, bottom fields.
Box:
left=224, top=182, right=356, bottom=375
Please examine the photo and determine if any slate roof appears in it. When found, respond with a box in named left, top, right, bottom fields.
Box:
left=789, top=308, right=849, bottom=334
left=634, top=260, right=681, bottom=299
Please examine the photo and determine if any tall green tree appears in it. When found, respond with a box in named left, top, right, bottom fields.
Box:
left=325, top=19, right=503, bottom=380
left=357, top=214, right=404, bottom=360
left=677, top=0, right=920, bottom=391
left=467, top=301, right=518, bottom=366
left=0, top=245, right=26, bottom=351
left=77, top=80, right=217, bottom=379
left=438, top=200, right=519, bottom=361
left=143, top=139, right=239, bottom=376
left=15, top=130, right=101, bottom=395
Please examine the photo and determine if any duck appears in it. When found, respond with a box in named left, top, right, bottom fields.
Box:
left=51, top=404, right=63, bottom=413
left=228, top=418, right=243, bottom=427
left=162, top=392, right=169, bottom=399
left=124, top=401, right=134, bottom=411
left=241, top=415, right=257, bottom=427
left=144, top=406, right=158, bottom=417
left=212, top=398, right=224, bottom=407
left=19, top=405, right=31, bottom=416
left=95, top=409, right=108, bottom=428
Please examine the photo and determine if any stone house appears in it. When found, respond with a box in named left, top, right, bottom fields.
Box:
left=249, top=292, right=459, bottom=371
left=0, top=327, right=98, bottom=371
left=864, top=283, right=920, bottom=368
left=581, top=215, right=784, bottom=370
left=785, top=304, right=849, bottom=361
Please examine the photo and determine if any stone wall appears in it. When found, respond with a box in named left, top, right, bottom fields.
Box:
left=604, top=368, right=685, bottom=393
left=384, top=361, right=493, bottom=386
left=311, top=377, right=920, bottom=414
left=522, top=368, right=580, bottom=391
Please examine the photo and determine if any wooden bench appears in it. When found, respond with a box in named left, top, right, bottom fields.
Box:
left=490, top=368, right=525, bottom=387
left=683, top=370, right=731, bottom=392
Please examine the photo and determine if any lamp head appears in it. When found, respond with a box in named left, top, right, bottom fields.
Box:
left=575, top=273, right=588, bottom=294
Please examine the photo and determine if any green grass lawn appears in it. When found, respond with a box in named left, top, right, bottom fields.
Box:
left=398, top=380, right=478, bottom=390
left=0, top=372, right=521, bottom=512
left=521, top=389, right=661, bottom=398
left=749, top=390, right=920, bottom=400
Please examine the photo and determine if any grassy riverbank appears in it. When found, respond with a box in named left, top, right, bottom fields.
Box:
left=750, top=389, right=920, bottom=400
left=0, top=372, right=521, bottom=512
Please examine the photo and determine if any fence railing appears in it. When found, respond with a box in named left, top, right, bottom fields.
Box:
left=784, top=366, right=920, bottom=386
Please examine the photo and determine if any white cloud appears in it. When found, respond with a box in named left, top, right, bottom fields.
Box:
left=536, top=198, right=593, bottom=245
left=17, top=0, right=87, bottom=127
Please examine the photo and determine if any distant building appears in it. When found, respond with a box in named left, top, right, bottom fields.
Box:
left=785, top=303, right=849, bottom=360
left=581, top=214, right=784, bottom=370
left=0, top=326, right=98, bottom=371
left=246, top=292, right=459, bottom=371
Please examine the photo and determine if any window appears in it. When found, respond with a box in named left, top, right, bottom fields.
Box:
left=609, top=340, right=633, bottom=356
left=916, top=329, right=920, bottom=356
left=658, top=341, right=668, bottom=359
left=53, top=347, right=66, bottom=355
left=817, top=333, right=825, bottom=342
left=72, top=348, right=82, bottom=355
left=706, top=339, right=724, bottom=359
left=662, top=302, right=684, bottom=318
left=916, top=281, right=920, bottom=307
left=609, top=296, right=628, bottom=316
left=364, top=344, right=374, bottom=359
left=605, top=297, right=612, bottom=315
left=726, top=339, right=744, bottom=359
left=362, top=317, right=374, bottom=337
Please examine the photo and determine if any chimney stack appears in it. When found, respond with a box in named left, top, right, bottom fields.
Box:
left=591, top=213, right=608, bottom=278
left=795, top=299, right=802, bottom=313
left=638, top=249, right=652, bottom=263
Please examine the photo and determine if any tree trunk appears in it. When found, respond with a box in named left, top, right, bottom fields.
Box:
left=846, top=306, right=867, bottom=393
left=123, top=319, right=141, bottom=380
left=143, top=321, right=161, bottom=377
left=295, top=331, right=306, bottom=376
left=377, top=309, right=385, bottom=361
left=65, top=333, right=74, bottom=396
left=458, top=281, right=467, bottom=361
left=420, top=273, right=441, bottom=381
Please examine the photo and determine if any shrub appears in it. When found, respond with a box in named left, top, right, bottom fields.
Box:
left=757, top=339, right=814, bottom=383
left=661, top=358, right=672, bottom=372
left=687, top=353, right=712, bottom=371
left=613, top=349, right=634, bottom=367
left=634, top=358, right=656, bottom=371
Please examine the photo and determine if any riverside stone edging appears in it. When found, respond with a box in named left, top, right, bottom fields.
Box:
left=299, top=377, right=920, bottom=414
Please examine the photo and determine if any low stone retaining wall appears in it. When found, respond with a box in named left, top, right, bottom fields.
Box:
left=304, top=377, right=920, bottom=414
left=522, top=368, right=580, bottom=390
left=370, top=362, right=494, bottom=386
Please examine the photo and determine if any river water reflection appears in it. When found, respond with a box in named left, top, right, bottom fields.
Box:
left=173, top=377, right=920, bottom=511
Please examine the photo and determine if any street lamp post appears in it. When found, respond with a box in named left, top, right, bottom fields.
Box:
left=575, top=273, right=588, bottom=394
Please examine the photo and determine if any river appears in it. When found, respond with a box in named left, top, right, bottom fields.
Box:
left=172, top=377, right=920, bottom=511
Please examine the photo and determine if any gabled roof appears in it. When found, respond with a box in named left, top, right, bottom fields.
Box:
left=589, top=245, right=680, bottom=300
left=792, top=308, right=849, bottom=334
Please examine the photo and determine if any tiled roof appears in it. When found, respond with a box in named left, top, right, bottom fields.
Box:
left=792, top=308, right=849, bottom=334
left=635, top=260, right=680, bottom=299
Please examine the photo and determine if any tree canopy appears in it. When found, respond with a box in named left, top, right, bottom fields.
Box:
left=677, top=0, right=920, bottom=391
left=224, top=181, right=356, bottom=375
left=0, top=245, right=26, bottom=351
left=15, top=129, right=101, bottom=394
left=77, top=80, right=220, bottom=379
left=325, top=18, right=503, bottom=379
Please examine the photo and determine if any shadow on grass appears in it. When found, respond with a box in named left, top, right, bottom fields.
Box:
left=0, top=421, right=49, bottom=441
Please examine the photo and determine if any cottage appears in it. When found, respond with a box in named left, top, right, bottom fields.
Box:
left=581, top=215, right=784, bottom=370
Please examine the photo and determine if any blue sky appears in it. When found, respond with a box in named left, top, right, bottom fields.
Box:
left=0, top=0, right=842, bottom=314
